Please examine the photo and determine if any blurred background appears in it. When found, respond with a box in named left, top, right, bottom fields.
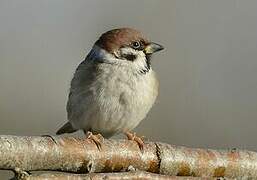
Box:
left=0, top=0, right=257, bottom=178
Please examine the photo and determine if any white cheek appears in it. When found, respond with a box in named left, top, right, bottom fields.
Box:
left=119, top=47, right=137, bottom=56
left=133, top=51, right=147, bottom=69
left=119, top=47, right=147, bottom=68
left=91, top=46, right=148, bottom=72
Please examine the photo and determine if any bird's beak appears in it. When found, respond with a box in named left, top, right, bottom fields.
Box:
left=144, top=42, right=164, bottom=54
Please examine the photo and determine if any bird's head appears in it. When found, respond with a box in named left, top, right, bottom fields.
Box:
left=89, top=28, right=164, bottom=74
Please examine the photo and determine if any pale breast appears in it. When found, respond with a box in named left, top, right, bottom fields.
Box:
left=90, top=64, right=159, bottom=137
left=68, top=60, right=159, bottom=137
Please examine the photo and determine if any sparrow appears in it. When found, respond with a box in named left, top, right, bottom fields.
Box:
left=56, top=28, right=164, bottom=149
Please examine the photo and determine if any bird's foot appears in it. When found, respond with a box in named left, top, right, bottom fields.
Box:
left=125, top=131, right=145, bottom=151
left=85, top=131, right=104, bottom=150
left=41, top=134, right=58, bottom=144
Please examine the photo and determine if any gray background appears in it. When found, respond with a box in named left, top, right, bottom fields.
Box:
left=1, top=0, right=257, bottom=178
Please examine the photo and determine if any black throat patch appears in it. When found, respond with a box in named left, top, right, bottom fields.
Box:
left=139, top=54, right=152, bottom=75
left=145, top=54, right=152, bottom=69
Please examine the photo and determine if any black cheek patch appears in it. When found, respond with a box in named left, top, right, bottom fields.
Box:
left=124, top=54, right=137, bottom=61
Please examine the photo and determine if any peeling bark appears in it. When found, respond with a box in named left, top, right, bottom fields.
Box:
left=0, top=135, right=257, bottom=179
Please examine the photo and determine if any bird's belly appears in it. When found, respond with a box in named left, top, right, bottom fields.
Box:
left=90, top=73, right=158, bottom=137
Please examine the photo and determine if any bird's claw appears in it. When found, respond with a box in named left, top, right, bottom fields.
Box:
left=41, top=134, right=58, bottom=144
left=125, top=132, right=145, bottom=151
left=86, top=131, right=104, bottom=150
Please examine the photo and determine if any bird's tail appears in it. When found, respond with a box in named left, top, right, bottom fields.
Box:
left=56, top=122, right=77, bottom=135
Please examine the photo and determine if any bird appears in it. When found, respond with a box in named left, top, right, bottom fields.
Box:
left=56, top=28, right=164, bottom=149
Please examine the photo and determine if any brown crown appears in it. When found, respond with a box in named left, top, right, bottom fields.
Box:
left=95, top=28, right=149, bottom=53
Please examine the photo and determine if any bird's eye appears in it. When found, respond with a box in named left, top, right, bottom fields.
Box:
left=131, top=41, right=141, bottom=49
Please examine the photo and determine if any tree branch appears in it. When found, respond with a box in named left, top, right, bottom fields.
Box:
left=0, top=135, right=257, bottom=179
left=12, top=171, right=220, bottom=180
